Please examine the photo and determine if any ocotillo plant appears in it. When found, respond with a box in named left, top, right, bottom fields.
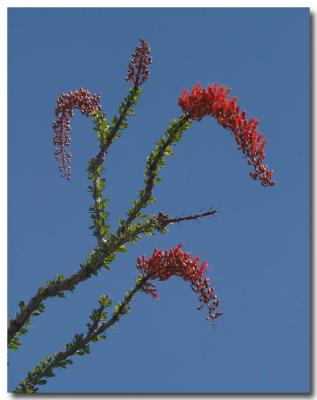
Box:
left=9, top=38, right=274, bottom=393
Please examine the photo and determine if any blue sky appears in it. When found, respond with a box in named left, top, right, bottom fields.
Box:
left=8, top=8, right=310, bottom=393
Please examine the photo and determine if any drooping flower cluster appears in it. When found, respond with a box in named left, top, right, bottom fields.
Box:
left=126, top=38, right=152, bottom=86
left=136, top=244, right=222, bottom=321
left=53, top=88, right=102, bottom=179
left=178, top=83, right=274, bottom=187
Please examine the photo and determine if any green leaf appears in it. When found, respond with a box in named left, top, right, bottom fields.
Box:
left=18, top=301, right=26, bottom=310
left=37, top=379, right=47, bottom=385
left=32, top=311, right=41, bottom=317
left=112, top=116, right=118, bottom=125
left=100, top=226, right=108, bottom=236
left=113, top=303, right=121, bottom=315
left=119, top=245, right=127, bottom=253
left=164, top=147, right=173, bottom=157
left=135, top=276, right=143, bottom=285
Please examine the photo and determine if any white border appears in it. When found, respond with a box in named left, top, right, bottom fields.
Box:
left=0, top=0, right=314, bottom=7
left=1, top=2, right=315, bottom=400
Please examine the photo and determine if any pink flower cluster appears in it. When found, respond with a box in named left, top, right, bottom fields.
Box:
left=53, top=88, right=101, bottom=179
left=178, top=83, right=274, bottom=187
left=136, top=244, right=223, bottom=321
left=126, top=38, right=152, bottom=86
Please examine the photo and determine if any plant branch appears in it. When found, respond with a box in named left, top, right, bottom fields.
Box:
left=154, top=209, right=218, bottom=231
left=14, top=277, right=148, bottom=393
left=97, top=85, right=140, bottom=165
left=88, top=85, right=142, bottom=244
left=117, top=114, right=192, bottom=236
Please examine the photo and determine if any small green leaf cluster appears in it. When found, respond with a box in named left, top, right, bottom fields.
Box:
left=8, top=301, right=45, bottom=350
left=116, top=213, right=169, bottom=249
left=112, top=301, right=129, bottom=318
left=88, top=111, right=112, bottom=243
left=112, top=291, right=133, bottom=320
left=145, top=117, right=192, bottom=182
left=45, top=275, right=75, bottom=294
left=87, top=159, right=111, bottom=242
left=90, top=110, right=110, bottom=144
left=83, top=247, right=108, bottom=274
left=112, top=87, right=142, bottom=139
left=98, top=294, right=112, bottom=308
left=112, top=276, right=147, bottom=322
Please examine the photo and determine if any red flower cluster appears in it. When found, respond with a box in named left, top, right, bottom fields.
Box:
left=126, top=38, right=152, bottom=86
left=178, top=83, right=274, bottom=187
left=136, top=244, right=223, bottom=321
left=53, top=88, right=101, bottom=179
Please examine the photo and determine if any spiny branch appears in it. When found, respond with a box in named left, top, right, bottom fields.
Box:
left=88, top=85, right=142, bottom=244
left=117, top=114, right=192, bottom=236
left=14, top=277, right=148, bottom=393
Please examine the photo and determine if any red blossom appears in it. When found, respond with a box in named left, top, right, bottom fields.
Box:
left=126, top=38, right=152, bottom=86
left=53, top=88, right=101, bottom=179
left=178, top=83, right=275, bottom=187
left=136, top=244, right=222, bottom=322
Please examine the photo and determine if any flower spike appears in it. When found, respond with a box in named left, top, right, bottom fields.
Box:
left=53, top=88, right=102, bottom=179
left=136, top=244, right=222, bottom=322
left=126, top=38, right=152, bottom=86
left=178, top=83, right=275, bottom=187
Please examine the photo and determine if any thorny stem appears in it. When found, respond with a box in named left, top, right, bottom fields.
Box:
left=14, top=276, right=149, bottom=393
left=90, top=175, right=105, bottom=245
left=90, top=84, right=140, bottom=244
left=118, top=114, right=190, bottom=235
left=95, top=276, right=149, bottom=334
left=95, top=85, right=139, bottom=168
left=14, top=309, right=106, bottom=392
